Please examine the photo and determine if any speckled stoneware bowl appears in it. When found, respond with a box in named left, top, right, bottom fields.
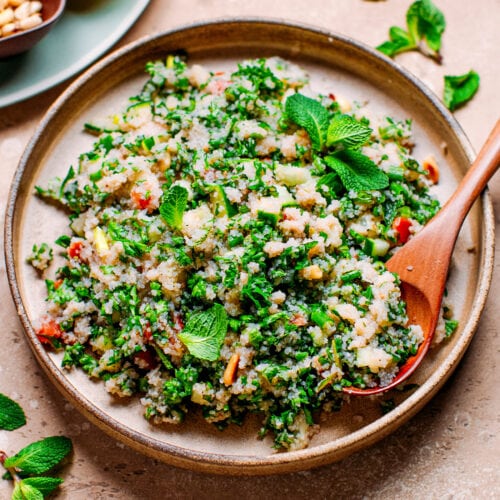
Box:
left=0, top=0, right=66, bottom=58
left=5, top=20, right=495, bottom=475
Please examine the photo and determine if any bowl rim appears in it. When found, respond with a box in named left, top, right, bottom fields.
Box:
left=4, top=17, right=495, bottom=474
left=0, top=0, right=67, bottom=45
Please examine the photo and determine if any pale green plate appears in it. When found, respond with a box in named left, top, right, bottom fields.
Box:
left=0, top=0, right=150, bottom=108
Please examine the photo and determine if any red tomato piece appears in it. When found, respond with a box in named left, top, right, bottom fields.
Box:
left=68, top=241, right=83, bottom=259
left=173, top=312, right=184, bottom=332
left=131, top=190, right=152, bottom=210
left=133, top=350, right=157, bottom=370
left=392, top=216, right=412, bottom=244
left=37, top=320, right=62, bottom=344
left=142, top=322, right=153, bottom=342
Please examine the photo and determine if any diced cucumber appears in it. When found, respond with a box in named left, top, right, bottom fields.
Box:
left=281, top=201, right=300, bottom=208
left=141, top=136, right=156, bottom=151
left=341, top=270, right=362, bottom=283
left=124, top=101, right=153, bottom=126
left=310, top=307, right=332, bottom=328
left=212, top=185, right=237, bottom=217
left=275, top=165, right=311, bottom=186
left=364, top=237, right=390, bottom=257
left=257, top=210, right=279, bottom=227
left=387, top=165, right=405, bottom=181
left=84, top=118, right=120, bottom=135
left=84, top=122, right=103, bottom=135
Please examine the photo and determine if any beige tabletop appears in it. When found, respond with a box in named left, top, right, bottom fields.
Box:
left=1, top=0, right=499, bottom=498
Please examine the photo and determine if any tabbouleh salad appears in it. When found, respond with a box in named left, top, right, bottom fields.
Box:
left=30, top=55, right=457, bottom=450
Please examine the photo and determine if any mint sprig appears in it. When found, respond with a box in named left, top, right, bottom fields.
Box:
left=12, top=481, right=43, bottom=500
left=377, top=0, right=446, bottom=63
left=0, top=394, right=26, bottom=431
left=324, top=152, right=389, bottom=192
left=285, top=93, right=329, bottom=151
left=327, top=114, right=372, bottom=149
left=4, top=436, right=72, bottom=475
left=286, top=93, right=388, bottom=193
left=1, top=394, right=71, bottom=499
left=17, top=477, right=63, bottom=497
left=178, top=304, right=228, bottom=361
left=443, top=70, right=480, bottom=111
left=159, top=185, right=188, bottom=230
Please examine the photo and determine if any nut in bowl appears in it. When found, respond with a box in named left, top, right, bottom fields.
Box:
left=0, top=0, right=65, bottom=58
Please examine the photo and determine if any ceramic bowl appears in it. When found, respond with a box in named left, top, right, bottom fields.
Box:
left=0, top=0, right=66, bottom=58
left=5, top=19, right=495, bottom=475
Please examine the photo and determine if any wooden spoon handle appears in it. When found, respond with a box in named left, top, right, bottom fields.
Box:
left=437, top=119, right=500, bottom=232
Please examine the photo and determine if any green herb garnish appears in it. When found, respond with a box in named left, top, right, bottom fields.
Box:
left=443, top=70, right=480, bottom=111
left=1, top=393, right=71, bottom=499
left=178, top=304, right=228, bottom=361
left=159, top=185, right=188, bottom=230
left=0, top=394, right=26, bottom=431
left=326, top=114, right=372, bottom=149
left=4, top=436, right=72, bottom=475
left=13, top=477, right=63, bottom=499
left=324, top=151, right=389, bottom=192
left=286, top=93, right=388, bottom=192
left=377, top=0, right=446, bottom=63
left=285, top=93, right=329, bottom=151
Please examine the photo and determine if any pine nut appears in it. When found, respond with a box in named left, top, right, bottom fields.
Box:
left=0, top=0, right=45, bottom=37
left=422, top=155, right=440, bottom=184
left=8, top=0, right=26, bottom=7
left=1, top=20, right=14, bottom=34
left=14, top=1, right=30, bottom=20
left=29, top=0, right=41, bottom=14
left=0, top=7, right=14, bottom=27
left=18, top=12, right=41, bottom=30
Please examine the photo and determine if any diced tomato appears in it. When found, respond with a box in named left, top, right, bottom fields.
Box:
left=392, top=216, right=412, bottom=244
left=133, top=350, right=157, bottom=370
left=142, top=322, right=153, bottom=343
left=131, top=190, right=152, bottom=210
left=68, top=241, right=83, bottom=259
left=37, top=319, right=62, bottom=344
left=290, top=313, right=307, bottom=327
left=173, top=312, right=184, bottom=332
left=53, top=279, right=64, bottom=290
left=329, top=93, right=336, bottom=101
left=206, top=79, right=231, bottom=95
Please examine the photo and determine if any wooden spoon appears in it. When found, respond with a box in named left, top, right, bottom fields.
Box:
left=344, top=120, right=500, bottom=396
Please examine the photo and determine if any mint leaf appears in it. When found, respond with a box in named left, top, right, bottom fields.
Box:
left=285, top=93, right=329, bottom=151
left=378, top=0, right=445, bottom=62
left=12, top=482, right=43, bottom=500
left=316, top=172, right=343, bottom=197
left=443, top=70, right=480, bottom=111
left=406, top=2, right=421, bottom=44
left=0, top=393, right=26, bottom=431
left=178, top=304, right=228, bottom=361
left=326, top=114, right=372, bottom=149
left=417, top=0, right=446, bottom=52
left=324, top=151, right=389, bottom=192
left=22, top=477, right=64, bottom=497
left=159, top=185, right=188, bottom=230
left=4, top=436, right=72, bottom=474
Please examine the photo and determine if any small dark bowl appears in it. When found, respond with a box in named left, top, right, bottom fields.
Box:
left=0, top=0, right=66, bottom=58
